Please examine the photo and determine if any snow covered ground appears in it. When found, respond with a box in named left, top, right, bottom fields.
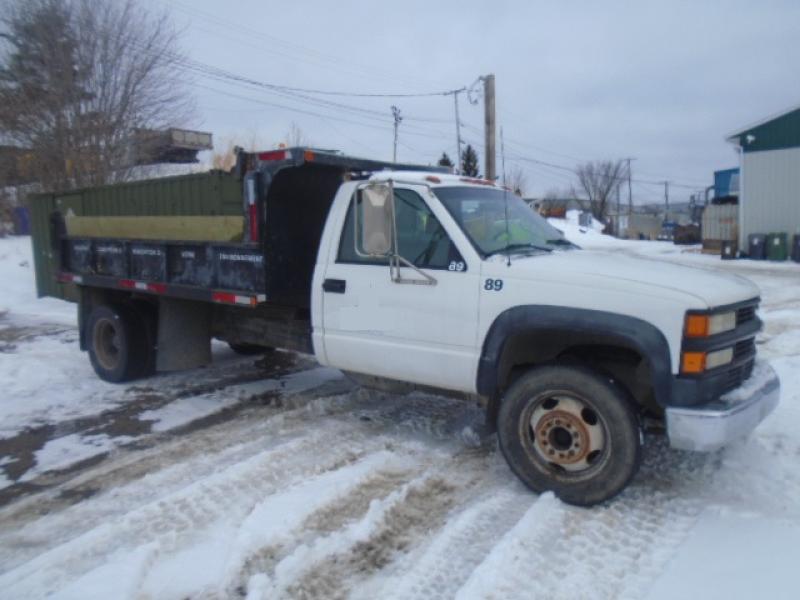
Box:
left=0, top=223, right=798, bottom=599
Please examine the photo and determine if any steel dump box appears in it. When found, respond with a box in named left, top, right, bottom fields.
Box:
left=30, top=148, right=446, bottom=309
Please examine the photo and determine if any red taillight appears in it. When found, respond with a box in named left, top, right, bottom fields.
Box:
left=257, top=149, right=291, bottom=161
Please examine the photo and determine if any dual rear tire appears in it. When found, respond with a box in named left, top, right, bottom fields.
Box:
left=87, top=304, right=154, bottom=383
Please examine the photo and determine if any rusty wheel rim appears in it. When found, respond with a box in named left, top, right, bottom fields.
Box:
left=524, top=393, right=608, bottom=474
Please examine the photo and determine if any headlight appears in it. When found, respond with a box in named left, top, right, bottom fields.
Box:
left=706, top=347, right=734, bottom=370
left=681, top=347, right=734, bottom=374
left=685, top=311, right=736, bottom=337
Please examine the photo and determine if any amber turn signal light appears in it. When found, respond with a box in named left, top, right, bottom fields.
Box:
left=685, top=315, right=709, bottom=338
left=681, top=351, right=706, bottom=374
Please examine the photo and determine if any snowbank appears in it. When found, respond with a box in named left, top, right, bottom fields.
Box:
left=0, top=236, right=75, bottom=324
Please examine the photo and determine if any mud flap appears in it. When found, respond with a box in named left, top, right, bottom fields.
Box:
left=156, top=297, right=211, bottom=372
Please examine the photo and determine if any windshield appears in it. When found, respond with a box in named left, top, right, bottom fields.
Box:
left=434, top=186, right=573, bottom=256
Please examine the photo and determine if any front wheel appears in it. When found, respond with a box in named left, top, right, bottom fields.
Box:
left=497, top=365, right=641, bottom=506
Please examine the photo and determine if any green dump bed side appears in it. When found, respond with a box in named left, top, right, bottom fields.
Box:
left=29, top=170, right=243, bottom=300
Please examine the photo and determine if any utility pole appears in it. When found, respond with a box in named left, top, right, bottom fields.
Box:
left=663, top=180, right=670, bottom=218
left=391, top=105, right=402, bottom=163
left=482, top=74, right=496, bottom=180
left=452, top=90, right=463, bottom=173
left=625, top=157, right=635, bottom=215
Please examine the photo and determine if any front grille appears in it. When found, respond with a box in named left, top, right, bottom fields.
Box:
left=736, top=304, right=757, bottom=326
left=722, top=359, right=755, bottom=393
left=733, top=338, right=756, bottom=361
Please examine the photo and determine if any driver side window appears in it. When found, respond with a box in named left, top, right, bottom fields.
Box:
left=338, top=188, right=466, bottom=271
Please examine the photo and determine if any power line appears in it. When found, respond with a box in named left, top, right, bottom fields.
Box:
left=131, top=40, right=464, bottom=137
left=163, top=0, right=451, bottom=93
left=194, top=82, right=453, bottom=142
left=149, top=9, right=714, bottom=190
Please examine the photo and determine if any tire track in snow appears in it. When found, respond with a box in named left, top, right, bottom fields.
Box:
left=452, top=491, right=701, bottom=600
left=0, top=383, right=361, bottom=554
left=367, top=486, right=534, bottom=600
left=243, top=447, right=492, bottom=600
left=0, top=420, right=412, bottom=597
left=223, top=455, right=423, bottom=598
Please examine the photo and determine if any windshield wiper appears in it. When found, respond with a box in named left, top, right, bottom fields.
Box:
left=545, top=238, right=575, bottom=246
left=485, top=243, right=553, bottom=257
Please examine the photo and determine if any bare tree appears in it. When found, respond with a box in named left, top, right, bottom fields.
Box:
left=0, top=0, right=192, bottom=192
left=574, top=160, right=627, bottom=221
left=506, top=166, right=528, bottom=197
left=285, top=122, right=311, bottom=148
left=211, top=132, right=264, bottom=172
left=211, top=139, right=239, bottom=172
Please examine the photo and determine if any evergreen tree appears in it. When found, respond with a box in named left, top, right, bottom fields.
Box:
left=461, top=144, right=480, bottom=177
left=437, top=152, right=453, bottom=168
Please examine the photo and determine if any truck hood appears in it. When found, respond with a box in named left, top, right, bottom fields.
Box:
left=496, top=250, right=760, bottom=308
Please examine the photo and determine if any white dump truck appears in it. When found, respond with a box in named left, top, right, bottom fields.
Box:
left=30, top=148, right=779, bottom=505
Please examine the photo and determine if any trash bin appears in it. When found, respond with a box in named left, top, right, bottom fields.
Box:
left=12, top=206, right=30, bottom=235
left=766, top=233, right=788, bottom=261
left=748, top=234, right=767, bottom=260
left=721, top=240, right=737, bottom=260
left=792, top=234, right=800, bottom=263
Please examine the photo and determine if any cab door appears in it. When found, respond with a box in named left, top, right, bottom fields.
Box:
left=319, top=184, right=481, bottom=393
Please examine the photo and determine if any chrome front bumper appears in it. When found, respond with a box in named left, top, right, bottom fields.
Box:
left=666, top=362, right=780, bottom=452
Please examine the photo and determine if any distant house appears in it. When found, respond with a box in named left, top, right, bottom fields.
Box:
left=727, top=105, right=800, bottom=248
left=132, top=128, right=213, bottom=165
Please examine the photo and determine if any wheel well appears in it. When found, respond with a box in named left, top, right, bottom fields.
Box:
left=496, top=332, right=659, bottom=415
left=78, top=288, right=158, bottom=351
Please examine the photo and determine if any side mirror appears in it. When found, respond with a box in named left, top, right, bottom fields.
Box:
left=356, top=183, right=394, bottom=256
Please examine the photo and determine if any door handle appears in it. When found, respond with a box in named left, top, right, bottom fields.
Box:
left=323, top=278, right=346, bottom=294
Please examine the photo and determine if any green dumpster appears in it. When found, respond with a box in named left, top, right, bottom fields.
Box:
left=766, top=232, right=788, bottom=261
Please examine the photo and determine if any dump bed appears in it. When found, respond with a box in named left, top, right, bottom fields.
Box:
left=30, top=170, right=242, bottom=301
left=30, top=148, right=446, bottom=310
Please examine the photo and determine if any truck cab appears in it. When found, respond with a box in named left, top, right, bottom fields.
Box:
left=312, top=171, right=779, bottom=505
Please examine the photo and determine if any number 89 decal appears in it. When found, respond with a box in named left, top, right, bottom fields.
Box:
left=484, top=278, right=503, bottom=291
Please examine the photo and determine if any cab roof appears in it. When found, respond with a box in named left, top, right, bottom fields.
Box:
left=368, top=170, right=500, bottom=188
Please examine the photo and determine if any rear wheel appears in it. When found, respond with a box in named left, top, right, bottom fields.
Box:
left=497, top=365, right=641, bottom=506
left=87, top=304, right=149, bottom=383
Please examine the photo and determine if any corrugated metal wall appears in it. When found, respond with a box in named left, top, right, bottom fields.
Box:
left=740, top=146, right=800, bottom=247
left=702, top=204, right=738, bottom=241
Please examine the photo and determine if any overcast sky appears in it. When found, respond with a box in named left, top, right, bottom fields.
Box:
left=143, top=0, right=800, bottom=203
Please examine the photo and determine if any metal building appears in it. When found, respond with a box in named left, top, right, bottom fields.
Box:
left=727, top=106, right=800, bottom=249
